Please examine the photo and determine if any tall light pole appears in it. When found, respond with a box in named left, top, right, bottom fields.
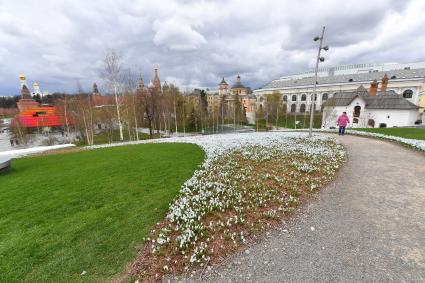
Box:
left=308, top=26, right=329, bottom=137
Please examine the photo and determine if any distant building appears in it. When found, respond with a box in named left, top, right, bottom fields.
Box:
left=17, top=74, right=40, bottom=112
left=254, top=62, right=425, bottom=125
left=14, top=74, right=71, bottom=128
left=322, top=84, right=418, bottom=128
left=207, top=74, right=256, bottom=124
left=91, top=83, right=114, bottom=107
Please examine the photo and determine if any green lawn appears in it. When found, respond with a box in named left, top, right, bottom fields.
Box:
left=355, top=128, right=425, bottom=140
left=76, top=130, right=161, bottom=146
left=0, top=143, right=204, bottom=282
left=256, top=114, right=322, bottom=130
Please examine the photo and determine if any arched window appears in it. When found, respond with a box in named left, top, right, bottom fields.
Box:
left=300, top=104, right=306, bottom=112
left=354, top=105, right=361, bottom=117
left=322, top=93, right=328, bottom=100
left=403, top=89, right=413, bottom=98
left=292, top=95, right=297, bottom=102
left=283, top=95, right=287, bottom=102
left=301, top=94, right=307, bottom=101
left=314, top=93, right=317, bottom=101
left=290, top=104, right=296, bottom=112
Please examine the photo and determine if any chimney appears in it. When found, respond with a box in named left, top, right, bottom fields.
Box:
left=369, top=79, right=378, bottom=96
left=381, top=74, right=389, bottom=93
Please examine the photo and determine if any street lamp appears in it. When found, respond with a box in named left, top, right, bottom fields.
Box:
left=308, top=26, right=329, bottom=138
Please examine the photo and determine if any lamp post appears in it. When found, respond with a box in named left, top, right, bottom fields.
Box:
left=308, top=26, right=329, bottom=137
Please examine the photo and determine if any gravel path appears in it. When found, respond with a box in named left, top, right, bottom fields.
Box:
left=199, top=135, right=425, bottom=282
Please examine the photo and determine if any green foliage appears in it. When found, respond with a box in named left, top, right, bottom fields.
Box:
left=0, top=143, right=204, bottom=282
left=354, top=128, right=425, bottom=140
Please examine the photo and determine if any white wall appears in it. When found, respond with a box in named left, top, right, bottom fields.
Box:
left=322, top=97, right=418, bottom=128
left=364, top=109, right=417, bottom=128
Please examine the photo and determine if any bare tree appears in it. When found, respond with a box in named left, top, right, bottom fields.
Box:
left=71, top=89, right=95, bottom=145
left=103, top=49, right=124, bottom=141
left=11, top=118, right=30, bottom=146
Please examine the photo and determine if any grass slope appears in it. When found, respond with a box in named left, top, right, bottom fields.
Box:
left=0, top=143, right=204, bottom=282
left=354, top=128, right=425, bottom=140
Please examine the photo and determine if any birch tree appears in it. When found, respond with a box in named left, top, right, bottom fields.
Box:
left=103, top=49, right=124, bottom=141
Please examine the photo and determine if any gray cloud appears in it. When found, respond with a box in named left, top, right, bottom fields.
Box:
left=0, top=0, right=424, bottom=96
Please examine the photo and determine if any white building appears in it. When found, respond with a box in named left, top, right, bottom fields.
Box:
left=322, top=86, right=418, bottom=128
left=254, top=62, right=425, bottom=125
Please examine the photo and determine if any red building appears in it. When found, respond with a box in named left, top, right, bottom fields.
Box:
left=13, top=74, right=72, bottom=128
left=14, top=105, right=69, bottom=128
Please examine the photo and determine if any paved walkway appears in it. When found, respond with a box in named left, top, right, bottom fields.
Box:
left=201, top=135, right=425, bottom=282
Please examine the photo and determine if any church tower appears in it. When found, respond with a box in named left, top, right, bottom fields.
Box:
left=218, top=77, right=229, bottom=96
left=17, top=74, right=39, bottom=111
left=93, top=82, right=100, bottom=94
left=153, top=64, right=161, bottom=93
left=137, top=77, right=145, bottom=90
left=19, top=74, right=32, bottom=99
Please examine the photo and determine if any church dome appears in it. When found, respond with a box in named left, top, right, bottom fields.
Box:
left=231, top=82, right=246, bottom=89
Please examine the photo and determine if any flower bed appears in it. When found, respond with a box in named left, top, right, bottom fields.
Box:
left=274, top=128, right=425, bottom=152
left=126, top=132, right=346, bottom=281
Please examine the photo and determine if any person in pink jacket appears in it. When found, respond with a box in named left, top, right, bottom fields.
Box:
left=337, top=112, right=350, bottom=136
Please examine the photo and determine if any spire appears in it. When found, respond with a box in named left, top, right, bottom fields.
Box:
left=93, top=83, right=99, bottom=94
left=153, top=64, right=161, bottom=93
left=236, top=73, right=241, bottom=84
left=21, top=84, right=31, bottom=99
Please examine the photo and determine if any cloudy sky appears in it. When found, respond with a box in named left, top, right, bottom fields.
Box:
left=1, top=0, right=425, bottom=96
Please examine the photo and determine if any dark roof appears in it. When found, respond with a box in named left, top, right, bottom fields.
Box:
left=364, top=94, right=419, bottom=109
left=231, top=82, right=246, bottom=89
left=220, top=77, right=228, bottom=85
left=324, top=87, right=418, bottom=110
left=261, top=68, right=425, bottom=89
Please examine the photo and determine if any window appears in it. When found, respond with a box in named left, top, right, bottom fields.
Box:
left=379, top=123, right=387, bottom=128
left=391, top=75, right=397, bottom=79
left=353, top=118, right=359, bottom=124
left=368, top=119, right=375, bottom=128
left=292, top=95, right=297, bottom=101
left=301, top=94, right=307, bottom=101
left=283, top=95, right=287, bottom=102
left=291, top=104, right=296, bottom=112
left=354, top=106, right=361, bottom=117
left=300, top=104, right=306, bottom=112
left=403, top=89, right=413, bottom=98
left=322, top=93, right=328, bottom=100
left=348, top=78, right=353, bottom=82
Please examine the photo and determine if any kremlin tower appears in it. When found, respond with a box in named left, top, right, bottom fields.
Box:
left=17, top=74, right=39, bottom=112
left=153, top=64, right=162, bottom=93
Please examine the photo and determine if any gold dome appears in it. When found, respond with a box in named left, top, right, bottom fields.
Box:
left=19, top=74, right=26, bottom=80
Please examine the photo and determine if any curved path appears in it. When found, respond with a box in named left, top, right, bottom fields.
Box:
left=201, top=135, right=425, bottom=282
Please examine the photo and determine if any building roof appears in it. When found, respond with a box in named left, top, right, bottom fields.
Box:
left=260, top=68, right=425, bottom=90
left=231, top=82, right=246, bottom=89
left=324, top=87, right=419, bottom=110
left=220, top=77, right=228, bottom=85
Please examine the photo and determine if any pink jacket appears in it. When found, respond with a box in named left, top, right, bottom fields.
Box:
left=337, top=114, right=350, bottom=127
